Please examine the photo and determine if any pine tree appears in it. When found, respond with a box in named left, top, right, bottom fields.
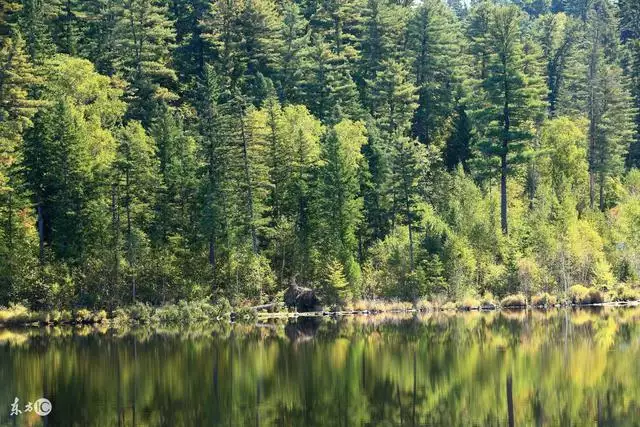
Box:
left=619, top=0, right=640, bottom=168
left=318, top=119, right=367, bottom=288
left=301, top=33, right=361, bottom=122
left=473, top=5, right=546, bottom=235
left=408, top=0, right=464, bottom=145
left=18, top=0, right=58, bottom=62
left=367, top=59, right=418, bottom=136
left=22, top=57, right=124, bottom=269
left=576, top=1, right=636, bottom=209
left=78, top=0, right=120, bottom=76
left=151, top=109, right=199, bottom=245
left=534, top=12, right=582, bottom=115
left=170, top=0, right=209, bottom=79
left=238, top=0, right=282, bottom=104
left=50, top=0, right=83, bottom=55
left=116, top=0, right=177, bottom=124
left=358, top=0, right=409, bottom=109
left=278, top=1, right=309, bottom=104
left=113, top=121, right=160, bottom=301
left=0, top=5, right=41, bottom=301
left=390, top=135, right=427, bottom=272
left=194, top=65, right=236, bottom=288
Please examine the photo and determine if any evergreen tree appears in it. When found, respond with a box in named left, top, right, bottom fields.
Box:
left=619, top=0, right=640, bottom=168
left=78, top=0, right=120, bottom=76
left=358, top=0, right=409, bottom=110
left=113, top=121, right=160, bottom=301
left=0, top=6, right=41, bottom=302
left=18, top=0, right=58, bottom=62
left=473, top=5, right=546, bottom=235
left=278, top=1, right=309, bottom=104
left=408, top=0, right=464, bottom=145
left=534, top=12, right=582, bottom=115
left=115, top=0, right=177, bottom=124
left=318, top=119, right=367, bottom=290
left=301, top=33, right=361, bottom=122
left=390, top=135, right=427, bottom=273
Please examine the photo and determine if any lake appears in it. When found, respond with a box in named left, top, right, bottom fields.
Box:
left=1, top=307, right=640, bottom=426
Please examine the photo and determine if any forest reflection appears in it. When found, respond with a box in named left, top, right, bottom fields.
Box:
left=1, top=307, right=640, bottom=426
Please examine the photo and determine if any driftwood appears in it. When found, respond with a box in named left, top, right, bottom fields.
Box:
left=284, top=282, right=322, bottom=312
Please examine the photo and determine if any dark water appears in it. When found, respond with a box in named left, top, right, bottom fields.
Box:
left=1, top=308, right=640, bottom=426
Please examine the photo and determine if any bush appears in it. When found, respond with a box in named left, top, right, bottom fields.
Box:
left=480, top=293, right=497, bottom=310
left=92, top=310, right=108, bottom=324
left=611, top=285, right=640, bottom=302
left=127, top=302, right=156, bottom=325
left=415, top=298, right=433, bottom=312
left=500, top=294, right=527, bottom=308
left=74, top=309, right=93, bottom=324
left=457, top=296, right=480, bottom=311
left=233, top=307, right=258, bottom=323
left=569, top=285, right=604, bottom=305
left=0, top=304, right=36, bottom=325
left=531, top=293, right=557, bottom=308
left=441, top=301, right=457, bottom=311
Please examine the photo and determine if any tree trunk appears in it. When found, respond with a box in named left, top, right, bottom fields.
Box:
left=125, top=167, right=135, bottom=302
left=501, top=151, right=508, bottom=235
left=237, top=100, right=258, bottom=254
left=502, top=67, right=510, bottom=235
left=37, top=195, right=45, bottom=265
left=588, top=29, right=599, bottom=210
left=599, top=171, right=605, bottom=212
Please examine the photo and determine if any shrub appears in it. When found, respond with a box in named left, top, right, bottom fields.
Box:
left=532, top=293, right=557, bottom=308
left=480, top=293, right=497, bottom=310
left=500, top=294, right=527, bottom=308
left=569, top=285, right=604, bottom=305
left=441, top=301, right=457, bottom=311
left=127, top=302, right=156, bottom=325
left=415, top=298, right=433, bottom=312
left=0, top=304, right=36, bottom=325
left=611, top=285, right=640, bottom=302
left=457, top=297, right=480, bottom=311
left=75, top=309, right=93, bottom=324
left=92, top=310, right=108, bottom=324
left=233, top=307, right=258, bottom=323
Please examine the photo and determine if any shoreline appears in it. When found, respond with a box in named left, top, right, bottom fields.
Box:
left=2, top=299, right=640, bottom=329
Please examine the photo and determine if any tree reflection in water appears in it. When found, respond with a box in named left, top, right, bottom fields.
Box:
left=1, top=307, right=640, bottom=426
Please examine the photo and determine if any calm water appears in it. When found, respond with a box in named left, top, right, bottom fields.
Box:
left=1, top=308, right=640, bottom=426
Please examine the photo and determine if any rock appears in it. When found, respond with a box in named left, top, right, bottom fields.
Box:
left=284, top=284, right=322, bottom=312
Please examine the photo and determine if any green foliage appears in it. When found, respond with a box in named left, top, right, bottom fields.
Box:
left=569, top=284, right=604, bottom=304
left=0, top=0, right=639, bottom=311
left=500, top=293, right=528, bottom=308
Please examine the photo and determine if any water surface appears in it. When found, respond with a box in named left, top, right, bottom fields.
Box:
left=1, top=308, right=640, bottom=426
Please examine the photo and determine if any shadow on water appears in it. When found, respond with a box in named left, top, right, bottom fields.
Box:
left=1, top=306, right=640, bottom=425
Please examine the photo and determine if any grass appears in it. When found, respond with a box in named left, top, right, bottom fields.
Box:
left=569, top=285, right=604, bottom=305
left=346, top=299, right=415, bottom=313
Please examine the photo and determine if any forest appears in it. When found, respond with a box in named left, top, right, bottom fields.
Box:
left=0, top=0, right=639, bottom=310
